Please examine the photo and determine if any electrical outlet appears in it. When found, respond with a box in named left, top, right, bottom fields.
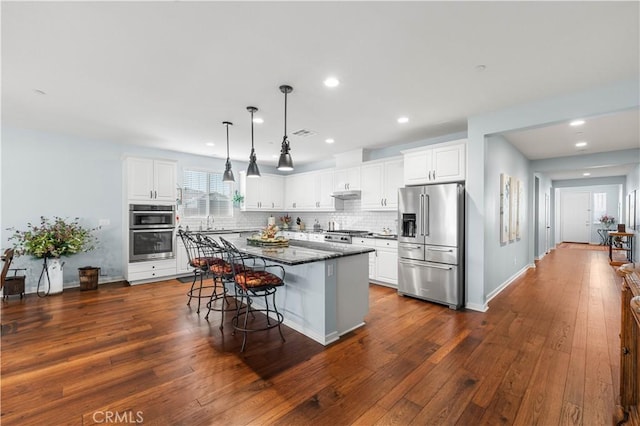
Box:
left=513, top=257, right=517, bottom=265
left=98, top=219, right=110, bottom=227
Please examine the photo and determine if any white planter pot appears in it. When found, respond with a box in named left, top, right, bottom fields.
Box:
left=44, top=258, right=64, bottom=294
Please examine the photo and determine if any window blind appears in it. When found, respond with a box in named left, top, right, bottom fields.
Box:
left=182, top=170, right=233, bottom=218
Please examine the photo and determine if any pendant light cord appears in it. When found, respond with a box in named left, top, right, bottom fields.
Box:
left=250, top=109, right=255, bottom=150
left=283, top=90, right=288, bottom=138
left=226, top=123, right=230, bottom=159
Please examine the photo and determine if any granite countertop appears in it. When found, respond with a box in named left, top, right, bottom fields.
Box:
left=229, top=239, right=375, bottom=266
left=281, top=229, right=398, bottom=241
left=180, top=227, right=261, bottom=234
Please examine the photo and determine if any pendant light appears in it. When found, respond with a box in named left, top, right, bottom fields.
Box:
left=222, top=121, right=235, bottom=182
left=277, top=84, right=294, bottom=171
left=246, top=106, right=261, bottom=178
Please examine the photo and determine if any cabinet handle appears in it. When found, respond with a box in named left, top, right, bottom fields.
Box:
left=150, top=190, right=153, bottom=199
left=623, top=346, right=630, bottom=355
left=433, top=170, right=436, bottom=180
left=154, top=190, right=157, bottom=199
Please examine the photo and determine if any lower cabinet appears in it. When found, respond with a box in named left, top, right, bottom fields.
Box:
left=352, top=238, right=398, bottom=288
left=127, top=259, right=177, bottom=283
left=176, top=238, right=191, bottom=275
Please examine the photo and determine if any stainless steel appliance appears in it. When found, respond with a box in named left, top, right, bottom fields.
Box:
left=129, top=204, right=176, bottom=262
left=324, top=230, right=369, bottom=244
left=398, top=183, right=464, bottom=309
left=129, top=204, right=175, bottom=229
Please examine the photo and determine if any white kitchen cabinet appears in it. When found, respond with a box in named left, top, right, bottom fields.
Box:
left=374, top=239, right=398, bottom=287
left=126, top=157, right=177, bottom=203
left=285, top=169, right=340, bottom=211
left=402, top=141, right=466, bottom=185
left=334, top=166, right=361, bottom=191
left=175, top=237, right=192, bottom=275
left=240, top=172, right=284, bottom=211
left=361, top=158, right=403, bottom=210
left=314, top=170, right=335, bottom=210
left=127, top=259, right=177, bottom=283
left=308, top=233, right=325, bottom=242
left=352, top=237, right=398, bottom=287
left=285, top=173, right=314, bottom=210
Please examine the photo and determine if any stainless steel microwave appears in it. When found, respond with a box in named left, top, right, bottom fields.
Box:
left=129, top=204, right=175, bottom=229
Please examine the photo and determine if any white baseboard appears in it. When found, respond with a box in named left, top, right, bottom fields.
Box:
left=485, top=263, right=534, bottom=306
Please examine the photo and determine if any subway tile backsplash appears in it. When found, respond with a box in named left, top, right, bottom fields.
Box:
left=178, top=200, right=398, bottom=234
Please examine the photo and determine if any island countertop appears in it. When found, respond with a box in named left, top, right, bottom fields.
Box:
left=229, top=239, right=375, bottom=266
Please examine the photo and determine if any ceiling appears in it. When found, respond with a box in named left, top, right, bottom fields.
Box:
left=2, top=2, right=639, bottom=178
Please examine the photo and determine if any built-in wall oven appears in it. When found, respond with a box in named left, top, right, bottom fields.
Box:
left=129, top=204, right=175, bottom=262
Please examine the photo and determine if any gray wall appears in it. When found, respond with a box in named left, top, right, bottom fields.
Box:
left=484, top=134, right=531, bottom=299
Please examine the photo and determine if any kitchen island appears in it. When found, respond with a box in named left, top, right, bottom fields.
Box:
left=228, top=239, right=375, bottom=345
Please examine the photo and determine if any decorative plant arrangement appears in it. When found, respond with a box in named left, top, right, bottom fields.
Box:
left=599, top=214, right=616, bottom=229
left=232, top=191, right=244, bottom=207
left=279, top=214, right=292, bottom=229
left=8, top=216, right=99, bottom=258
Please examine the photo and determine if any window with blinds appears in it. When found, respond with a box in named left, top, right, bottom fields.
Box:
left=182, top=169, right=233, bottom=217
left=593, top=192, right=607, bottom=223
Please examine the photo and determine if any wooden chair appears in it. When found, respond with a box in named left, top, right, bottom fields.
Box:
left=1, top=249, right=26, bottom=300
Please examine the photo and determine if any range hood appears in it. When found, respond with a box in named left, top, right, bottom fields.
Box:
left=330, top=190, right=361, bottom=200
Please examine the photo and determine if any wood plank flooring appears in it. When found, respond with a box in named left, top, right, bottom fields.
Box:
left=1, top=245, right=623, bottom=425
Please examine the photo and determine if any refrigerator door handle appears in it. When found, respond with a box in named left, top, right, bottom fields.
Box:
left=424, top=194, right=430, bottom=236
left=427, top=247, right=453, bottom=252
left=424, top=263, right=453, bottom=270
left=419, top=193, right=424, bottom=236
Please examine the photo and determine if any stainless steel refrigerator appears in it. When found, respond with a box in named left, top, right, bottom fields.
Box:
left=397, top=183, right=464, bottom=309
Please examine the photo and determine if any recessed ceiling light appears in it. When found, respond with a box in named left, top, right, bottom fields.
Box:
left=206, top=142, right=215, bottom=147
left=253, top=117, right=264, bottom=124
left=570, top=119, right=585, bottom=126
left=397, top=117, right=409, bottom=124
left=575, top=141, right=588, bottom=148
left=324, top=77, right=340, bottom=88
left=583, top=172, right=591, bottom=176
left=325, top=138, right=335, bottom=144
left=34, top=89, right=46, bottom=95
left=475, top=64, right=487, bottom=72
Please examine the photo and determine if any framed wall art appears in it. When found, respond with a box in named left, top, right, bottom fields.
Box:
left=500, top=173, right=510, bottom=244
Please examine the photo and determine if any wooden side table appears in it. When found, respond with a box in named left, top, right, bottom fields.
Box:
left=610, top=232, right=635, bottom=266
left=617, top=263, right=640, bottom=424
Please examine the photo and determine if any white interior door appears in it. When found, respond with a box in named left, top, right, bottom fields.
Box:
left=560, top=191, right=590, bottom=243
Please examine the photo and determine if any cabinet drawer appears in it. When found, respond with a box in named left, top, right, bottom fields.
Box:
left=352, top=237, right=376, bottom=247
left=128, top=259, right=176, bottom=274
left=128, top=267, right=176, bottom=282
left=375, top=239, right=398, bottom=249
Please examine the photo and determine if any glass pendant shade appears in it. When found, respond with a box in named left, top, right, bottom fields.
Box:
left=222, top=121, right=235, bottom=182
left=246, top=106, right=261, bottom=178
left=277, top=84, right=294, bottom=171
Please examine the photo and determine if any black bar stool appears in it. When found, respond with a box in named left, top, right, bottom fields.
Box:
left=219, top=237, right=286, bottom=352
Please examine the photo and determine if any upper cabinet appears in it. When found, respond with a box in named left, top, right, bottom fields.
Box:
left=285, top=169, right=341, bottom=211
left=240, top=172, right=284, bottom=211
left=126, top=157, right=177, bottom=203
left=402, top=140, right=466, bottom=186
left=361, top=158, right=404, bottom=210
left=334, top=166, right=361, bottom=191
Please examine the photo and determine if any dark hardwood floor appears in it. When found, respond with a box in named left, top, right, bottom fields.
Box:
left=1, top=244, right=622, bottom=425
